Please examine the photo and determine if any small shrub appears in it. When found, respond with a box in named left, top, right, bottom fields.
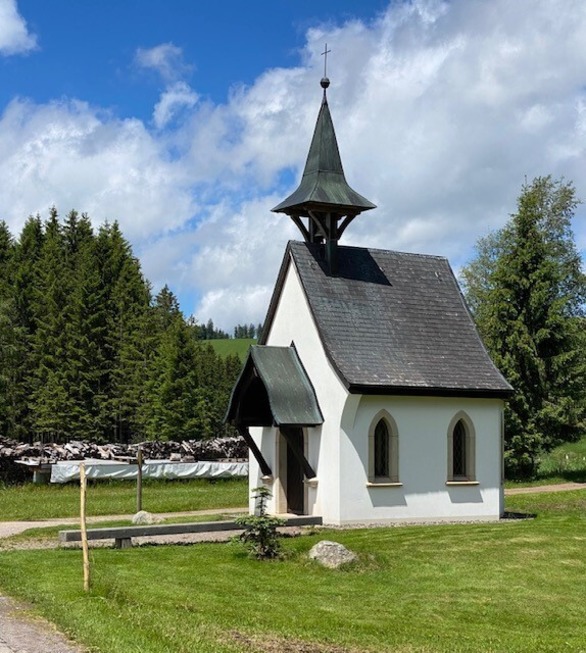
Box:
left=236, top=486, right=284, bottom=559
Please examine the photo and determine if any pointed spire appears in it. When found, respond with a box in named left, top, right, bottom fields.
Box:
left=272, top=79, right=375, bottom=217
left=272, top=56, right=376, bottom=275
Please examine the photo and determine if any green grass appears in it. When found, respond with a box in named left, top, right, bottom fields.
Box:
left=535, top=436, right=586, bottom=482
left=0, top=491, right=585, bottom=652
left=208, top=338, right=255, bottom=360
left=506, top=435, right=586, bottom=487
left=0, top=477, right=248, bottom=521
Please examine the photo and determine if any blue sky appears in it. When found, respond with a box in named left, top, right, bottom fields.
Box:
left=2, top=0, right=586, bottom=330
left=3, top=1, right=387, bottom=114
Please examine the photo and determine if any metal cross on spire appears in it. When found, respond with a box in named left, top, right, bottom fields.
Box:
left=321, top=43, right=331, bottom=78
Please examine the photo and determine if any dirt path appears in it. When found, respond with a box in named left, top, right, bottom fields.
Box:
left=0, top=594, right=85, bottom=653
left=0, top=506, right=247, bottom=539
left=504, top=481, right=585, bottom=495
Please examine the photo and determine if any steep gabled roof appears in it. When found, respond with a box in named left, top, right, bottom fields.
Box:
left=225, top=345, right=324, bottom=427
left=260, top=241, right=513, bottom=398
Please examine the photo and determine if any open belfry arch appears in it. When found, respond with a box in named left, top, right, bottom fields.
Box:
left=226, top=58, right=512, bottom=524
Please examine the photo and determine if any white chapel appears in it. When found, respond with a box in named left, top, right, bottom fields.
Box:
left=226, top=74, right=512, bottom=525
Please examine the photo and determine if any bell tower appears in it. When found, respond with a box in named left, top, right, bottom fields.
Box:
left=272, top=65, right=375, bottom=275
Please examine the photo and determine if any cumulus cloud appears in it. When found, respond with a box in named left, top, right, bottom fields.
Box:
left=185, top=0, right=586, bottom=328
left=153, top=81, right=199, bottom=129
left=2, top=0, right=586, bottom=331
left=0, top=0, right=36, bottom=55
left=134, top=43, right=192, bottom=83
left=0, top=98, right=195, bottom=240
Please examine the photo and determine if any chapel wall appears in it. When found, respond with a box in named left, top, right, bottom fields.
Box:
left=334, top=394, right=504, bottom=525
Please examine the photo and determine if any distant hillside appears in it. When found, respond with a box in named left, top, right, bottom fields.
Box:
left=209, top=338, right=256, bottom=361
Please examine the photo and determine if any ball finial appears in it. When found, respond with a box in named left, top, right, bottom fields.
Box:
left=320, top=77, right=330, bottom=89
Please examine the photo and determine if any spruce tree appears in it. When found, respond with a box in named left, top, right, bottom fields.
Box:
left=462, top=177, right=586, bottom=477
left=108, top=224, right=152, bottom=442
left=30, top=208, right=75, bottom=442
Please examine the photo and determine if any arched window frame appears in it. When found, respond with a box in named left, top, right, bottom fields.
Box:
left=447, top=411, right=476, bottom=483
left=368, top=411, right=399, bottom=485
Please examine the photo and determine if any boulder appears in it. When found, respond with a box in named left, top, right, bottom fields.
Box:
left=308, top=540, right=357, bottom=569
left=132, top=511, right=164, bottom=525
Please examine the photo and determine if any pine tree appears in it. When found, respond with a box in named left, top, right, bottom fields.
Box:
left=462, top=177, right=586, bottom=478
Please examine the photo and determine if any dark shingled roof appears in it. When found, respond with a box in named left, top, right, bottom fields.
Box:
left=261, top=241, right=513, bottom=398
left=226, top=345, right=324, bottom=427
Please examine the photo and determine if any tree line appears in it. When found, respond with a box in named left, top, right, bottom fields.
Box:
left=0, top=209, right=243, bottom=444
left=196, top=319, right=263, bottom=340
left=462, top=177, right=586, bottom=478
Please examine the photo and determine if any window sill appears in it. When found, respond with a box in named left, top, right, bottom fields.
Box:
left=366, top=481, right=403, bottom=488
left=445, top=480, right=479, bottom=486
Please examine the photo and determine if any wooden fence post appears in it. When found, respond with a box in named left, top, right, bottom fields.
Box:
left=80, top=463, right=90, bottom=592
left=136, top=447, right=143, bottom=513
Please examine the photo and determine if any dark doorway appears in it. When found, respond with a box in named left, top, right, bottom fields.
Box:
left=285, top=428, right=305, bottom=514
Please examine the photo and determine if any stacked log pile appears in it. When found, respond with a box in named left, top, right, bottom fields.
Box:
left=0, top=436, right=248, bottom=484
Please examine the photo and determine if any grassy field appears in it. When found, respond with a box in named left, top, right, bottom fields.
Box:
left=506, top=436, right=586, bottom=487
left=0, top=490, right=585, bottom=653
left=0, top=477, right=248, bottom=521
left=535, top=436, right=586, bottom=482
left=208, top=338, right=256, bottom=360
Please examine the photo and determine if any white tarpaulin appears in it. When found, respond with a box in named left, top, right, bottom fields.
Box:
left=50, top=459, right=248, bottom=483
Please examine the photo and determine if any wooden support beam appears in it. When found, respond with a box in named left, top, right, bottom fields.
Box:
left=291, top=216, right=310, bottom=242
left=238, top=425, right=272, bottom=477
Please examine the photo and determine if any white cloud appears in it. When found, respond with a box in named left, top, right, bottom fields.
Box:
left=0, top=98, right=195, bottom=240
left=134, top=43, right=191, bottom=83
left=2, top=0, right=586, bottom=331
left=184, top=0, right=586, bottom=328
left=153, top=81, right=199, bottom=129
left=0, top=0, right=36, bottom=55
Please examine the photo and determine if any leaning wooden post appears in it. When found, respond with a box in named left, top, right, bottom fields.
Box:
left=136, top=446, right=143, bottom=513
left=79, top=463, right=90, bottom=592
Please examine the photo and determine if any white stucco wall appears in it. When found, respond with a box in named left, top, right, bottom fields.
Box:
left=250, top=255, right=349, bottom=521
left=337, top=395, right=504, bottom=524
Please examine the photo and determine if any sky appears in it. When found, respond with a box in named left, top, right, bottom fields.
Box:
left=1, top=0, right=586, bottom=332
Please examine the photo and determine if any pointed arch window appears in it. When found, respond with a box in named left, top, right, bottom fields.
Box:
left=368, top=412, right=399, bottom=484
left=447, top=413, right=476, bottom=482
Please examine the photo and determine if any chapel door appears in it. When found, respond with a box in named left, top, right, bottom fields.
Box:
left=285, top=427, right=305, bottom=515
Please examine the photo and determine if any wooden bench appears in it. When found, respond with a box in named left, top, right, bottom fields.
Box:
left=59, top=515, right=323, bottom=549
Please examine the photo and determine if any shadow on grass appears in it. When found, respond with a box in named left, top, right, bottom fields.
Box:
left=502, top=511, right=536, bottom=520
left=537, top=470, right=586, bottom=483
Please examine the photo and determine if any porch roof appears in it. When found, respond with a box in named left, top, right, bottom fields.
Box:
left=225, top=345, right=324, bottom=427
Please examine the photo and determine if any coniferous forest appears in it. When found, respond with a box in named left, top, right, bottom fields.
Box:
left=0, top=209, right=243, bottom=444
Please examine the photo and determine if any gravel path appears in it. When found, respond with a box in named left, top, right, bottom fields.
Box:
left=0, top=595, right=85, bottom=653
left=0, top=507, right=247, bottom=539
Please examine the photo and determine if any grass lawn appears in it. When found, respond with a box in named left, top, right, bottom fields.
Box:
left=209, top=338, right=256, bottom=360
left=505, top=435, right=586, bottom=487
left=0, top=490, right=585, bottom=653
left=535, top=436, right=586, bottom=482
left=0, top=477, right=248, bottom=521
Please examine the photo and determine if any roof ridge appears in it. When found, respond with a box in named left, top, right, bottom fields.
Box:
left=289, top=239, right=450, bottom=262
